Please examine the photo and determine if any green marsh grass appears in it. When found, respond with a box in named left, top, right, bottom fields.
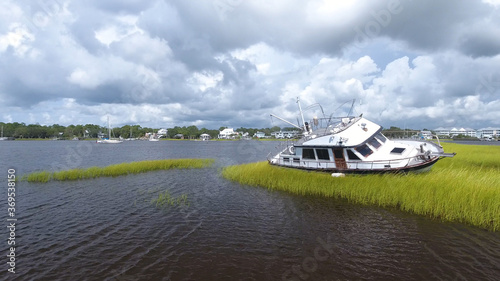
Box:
left=222, top=143, right=500, bottom=231
left=151, top=190, right=189, bottom=208
left=23, top=158, right=214, bottom=182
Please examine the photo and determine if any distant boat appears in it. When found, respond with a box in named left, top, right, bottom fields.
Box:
left=149, top=133, right=160, bottom=142
left=0, top=126, right=10, bottom=141
left=125, top=127, right=137, bottom=141
left=97, top=116, right=123, bottom=144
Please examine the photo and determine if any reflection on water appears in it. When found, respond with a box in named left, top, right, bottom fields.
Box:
left=0, top=140, right=499, bottom=280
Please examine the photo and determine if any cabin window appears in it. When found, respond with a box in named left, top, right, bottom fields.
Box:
left=333, top=149, right=344, bottom=159
left=302, top=148, right=316, bottom=160
left=391, top=147, right=406, bottom=154
left=346, top=149, right=361, bottom=160
left=293, top=158, right=300, bottom=163
left=375, top=133, right=387, bottom=143
left=368, top=137, right=382, bottom=149
left=355, top=144, right=373, bottom=157
left=316, top=149, right=330, bottom=160
left=283, top=157, right=290, bottom=162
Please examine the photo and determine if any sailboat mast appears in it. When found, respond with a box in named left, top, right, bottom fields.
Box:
left=107, top=116, right=111, bottom=139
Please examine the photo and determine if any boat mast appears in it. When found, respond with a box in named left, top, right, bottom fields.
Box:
left=107, top=116, right=111, bottom=139
left=268, top=97, right=311, bottom=132
left=296, top=97, right=308, bottom=134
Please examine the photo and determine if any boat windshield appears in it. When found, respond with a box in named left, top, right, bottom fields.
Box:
left=355, top=144, right=373, bottom=157
left=375, top=133, right=387, bottom=143
left=368, top=137, right=382, bottom=149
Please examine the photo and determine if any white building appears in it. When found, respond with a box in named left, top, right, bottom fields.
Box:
left=253, top=131, right=266, bottom=138
left=478, top=127, right=500, bottom=138
left=200, top=133, right=211, bottom=141
left=419, top=130, right=433, bottom=140
left=434, top=127, right=450, bottom=136
left=271, top=131, right=300, bottom=139
left=157, top=128, right=168, bottom=137
left=433, top=127, right=476, bottom=138
left=218, top=128, right=237, bottom=139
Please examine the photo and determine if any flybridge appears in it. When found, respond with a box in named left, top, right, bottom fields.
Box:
left=268, top=98, right=455, bottom=174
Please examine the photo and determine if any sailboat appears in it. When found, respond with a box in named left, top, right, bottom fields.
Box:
left=0, top=126, right=9, bottom=141
left=97, top=116, right=123, bottom=144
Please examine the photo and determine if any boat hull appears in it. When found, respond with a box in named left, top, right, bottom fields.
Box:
left=269, top=156, right=440, bottom=174
left=97, top=139, right=123, bottom=144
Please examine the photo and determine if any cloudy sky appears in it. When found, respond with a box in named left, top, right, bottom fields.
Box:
left=1, top=0, right=500, bottom=130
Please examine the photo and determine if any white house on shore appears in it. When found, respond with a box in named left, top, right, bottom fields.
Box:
left=200, top=133, right=210, bottom=141
left=419, top=130, right=433, bottom=140
left=271, top=130, right=300, bottom=139
left=157, top=128, right=168, bottom=138
left=478, top=127, right=500, bottom=138
left=218, top=128, right=238, bottom=139
left=433, top=127, right=477, bottom=138
left=253, top=131, right=266, bottom=138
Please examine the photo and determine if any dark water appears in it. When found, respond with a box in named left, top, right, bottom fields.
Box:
left=0, top=140, right=499, bottom=281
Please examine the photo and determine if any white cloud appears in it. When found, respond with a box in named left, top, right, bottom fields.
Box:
left=0, top=24, right=35, bottom=56
left=482, top=0, right=500, bottom=7
left=188, top=71, right=223, bottom=92
left=1, top=0, right=500, bottom=131
left=94, top=15, right=143, bottom=46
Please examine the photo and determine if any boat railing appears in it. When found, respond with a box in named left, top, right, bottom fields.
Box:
left=274, top=154, right=436, bottom=170
left=267, top=139, right=297, bottom=161
left=304, top=116, right=360, bottom=140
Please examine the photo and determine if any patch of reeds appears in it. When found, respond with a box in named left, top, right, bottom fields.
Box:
left=151, top=190, right=189, bottom=208
left=222, top=143, right=500, bottom=231
left=23, top=158, right=214, bottom=182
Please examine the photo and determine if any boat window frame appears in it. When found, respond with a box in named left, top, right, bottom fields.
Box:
left=375, top=133, right=387, bottom=143
left=367, top=137, right=382, bottom=149
left=315, top=148, right=330, bottom=160
left=302, top=148, right=316, bottom=160
left=390, top=147, right=406, bottom=154
left=355, top=144, right=373, bottom=157
left=346, top=149, right=361, bottom=160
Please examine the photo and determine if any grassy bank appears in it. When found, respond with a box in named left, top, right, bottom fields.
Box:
left=23, top=158, right=214, bottom=183
left=222, top=143, right=500, bottom=231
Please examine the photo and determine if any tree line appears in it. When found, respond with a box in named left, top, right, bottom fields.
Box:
left=0, top=122, right=288, bottom=140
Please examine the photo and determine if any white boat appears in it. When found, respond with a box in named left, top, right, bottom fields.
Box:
left=97, top=116, right=123, bottom=144
left=268, top=98, right=455, bottom=174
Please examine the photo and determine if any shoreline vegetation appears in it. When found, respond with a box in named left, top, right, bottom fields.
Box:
left=151, top=190, right=189, bottom=208
left=222, top=143, right=500, bottom=231
left=22, top=158, right=214, bottom=183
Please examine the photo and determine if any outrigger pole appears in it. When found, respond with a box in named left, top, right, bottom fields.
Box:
left=270, top=97, right=310, bottom=133
left=269, top=114, right=302, bottom=130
